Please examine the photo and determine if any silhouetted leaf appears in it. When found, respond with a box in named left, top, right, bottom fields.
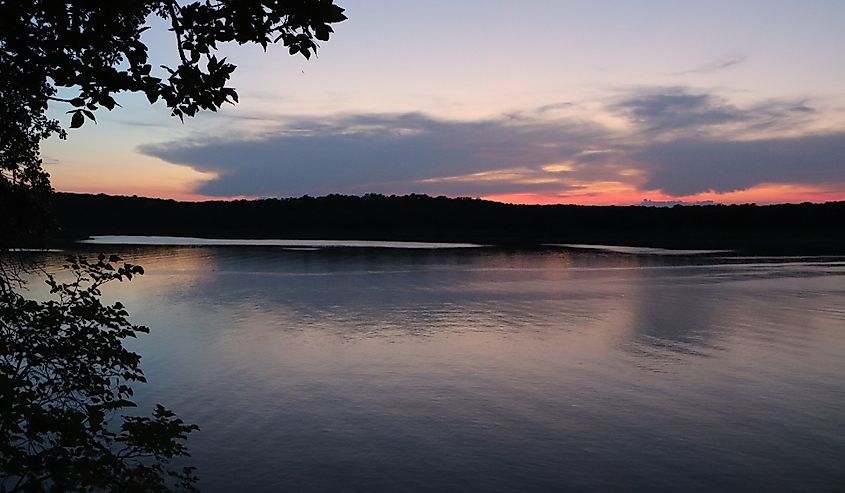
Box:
left=70, top=111, right=84, bottom=128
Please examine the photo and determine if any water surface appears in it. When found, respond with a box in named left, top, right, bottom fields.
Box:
left=81, top=235, right=483, bottom=249
left=34, top=245, right=845, bottom=491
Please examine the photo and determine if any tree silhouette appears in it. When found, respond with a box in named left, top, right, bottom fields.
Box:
left=1, top=256, right=199, bottom=492
left=1, top=0, right=346, bottom=245
left=0, top=1, right=346, bottom=490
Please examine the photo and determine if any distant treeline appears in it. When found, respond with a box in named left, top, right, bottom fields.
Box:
left=51, top=192, right=845, bottom=254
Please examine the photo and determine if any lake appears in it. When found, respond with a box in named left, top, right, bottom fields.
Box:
left=32, top=239, right=845, bottom=491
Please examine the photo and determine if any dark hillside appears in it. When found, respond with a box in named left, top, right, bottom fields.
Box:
left=50, top=192, right=845, bottom=254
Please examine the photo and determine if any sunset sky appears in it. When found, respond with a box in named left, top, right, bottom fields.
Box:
left=42, top=0, right=845, bottom=205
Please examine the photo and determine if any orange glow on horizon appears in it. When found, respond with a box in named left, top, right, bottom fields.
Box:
left=56, top=186, right=256, bottom=202
left=485, top=183, right=845, bottom=206
left=55, top=181, right=845, bottom=206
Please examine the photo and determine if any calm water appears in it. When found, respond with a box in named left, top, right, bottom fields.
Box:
left=33, top=243, right=845, bottom=491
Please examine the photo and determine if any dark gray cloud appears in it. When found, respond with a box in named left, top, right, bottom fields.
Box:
left=140, top=112, right=615, bottom=197
left=638, top=133, right=845, bottom=195
left=613, top=88, right=745, bottom=133
left=138, top=88, right=844, bottom=199
left=611, top=87, right=813, bottom=136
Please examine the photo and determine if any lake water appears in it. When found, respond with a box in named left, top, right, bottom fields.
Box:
left=32, top=241, right=845, bottom=491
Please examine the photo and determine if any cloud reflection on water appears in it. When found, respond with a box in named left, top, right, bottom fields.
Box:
left=30, top=245, right=845, bottom=491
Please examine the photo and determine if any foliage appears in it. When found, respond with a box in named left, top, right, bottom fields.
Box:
left=0, top=255, right=199, bottom=492
left=0, top=3, right=346, bottom=489
left=0, top=0, right=346, bottom=246
left=50, top=192, right=845, bottom=254
left=0, top=57, right=60, bottom=248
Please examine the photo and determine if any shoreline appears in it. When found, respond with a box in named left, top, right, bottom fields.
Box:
left=42, top=192, right=845, bottom=256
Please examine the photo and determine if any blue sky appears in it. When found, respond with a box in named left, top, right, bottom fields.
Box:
left=43, top=0, right=845, bottom=204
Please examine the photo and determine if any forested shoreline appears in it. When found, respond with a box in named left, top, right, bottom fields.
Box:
left=48, top=193, right=845, bottom=254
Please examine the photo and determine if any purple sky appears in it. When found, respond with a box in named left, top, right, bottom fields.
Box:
left=43, top=0, right=845, bottom=204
